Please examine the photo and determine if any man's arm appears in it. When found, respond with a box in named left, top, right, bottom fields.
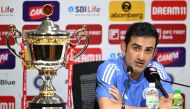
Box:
left=98, top=97, right=147, bottom=109
left=97, top=86, right=147, bottom=109
left=98, top=86, right=173, bottom=109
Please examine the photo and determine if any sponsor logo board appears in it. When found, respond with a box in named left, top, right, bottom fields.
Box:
left=154, top=24, right=186, bottom=44
left=0, top=25, right=15, bottom=45
left=70, top=48, right=102, bottom=63
left=0, top=49, right=15, bottom=69
left=0, top=5, right=15, bottom=17
left=23, top=1, right=59, bottom=21
left=68, top=5, right=101, bottom=16
left=109, top=1, right=145, bottom=21
left=108, top=24, right=131, bottom=44
left=154, top=47, right=185, bottom=67
left=0, top=96, right=15, bottom=109
left=151, top=1, right=187, bottom=20
left=66, top=24, right=102, bottom=45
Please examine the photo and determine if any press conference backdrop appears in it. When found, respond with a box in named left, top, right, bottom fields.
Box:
left=0, top=0, right=189, bottom=109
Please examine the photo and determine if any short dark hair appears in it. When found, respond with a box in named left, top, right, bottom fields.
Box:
left=124, top=22, right=159, bottom=47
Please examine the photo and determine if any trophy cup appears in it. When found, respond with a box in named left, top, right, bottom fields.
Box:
left=6, top=4, right=89, bottom=109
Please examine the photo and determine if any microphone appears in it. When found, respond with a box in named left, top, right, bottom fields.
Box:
left=127, top=66, right=133, bottom=76
left=144, top=68, right=190, bottom=88
left=144, top=67, right=169, bottom=98
left=121, top=66, right=133, bottom=109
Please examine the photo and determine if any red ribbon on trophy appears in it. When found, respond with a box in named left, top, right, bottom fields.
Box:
left=21, top=42, right=27, bottom=109
left=67, top=46, right=76, bottom=109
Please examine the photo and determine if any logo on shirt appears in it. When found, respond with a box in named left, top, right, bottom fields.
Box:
left=142, top=88, right=148, bottom=99
left=124, top=93, right=128, bottom=100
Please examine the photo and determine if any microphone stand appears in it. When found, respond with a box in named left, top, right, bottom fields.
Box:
left=121, top=66, right=133, bottom=109
left=161, top=79, right=190, bottom=88
left=121, top=79, right=130, bottom=109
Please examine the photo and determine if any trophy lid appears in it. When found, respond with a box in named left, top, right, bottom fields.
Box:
left=26, top=4, right=69, bottom=37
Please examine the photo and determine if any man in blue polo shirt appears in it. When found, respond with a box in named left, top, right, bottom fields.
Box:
left=96, top=22, right=173, bottom=109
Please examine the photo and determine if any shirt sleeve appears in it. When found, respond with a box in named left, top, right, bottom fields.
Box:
left=96, top=61, right=120, bottom=99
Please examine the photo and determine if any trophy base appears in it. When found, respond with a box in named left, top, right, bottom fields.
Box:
left=29, top=103, right=66, bottom=109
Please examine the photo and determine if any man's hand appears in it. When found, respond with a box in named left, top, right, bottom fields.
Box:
left=159, top=94, right=173, bottom=109
left=108, top=85, right=173, bottom=109
left=109, top=85, right=122, bottom=104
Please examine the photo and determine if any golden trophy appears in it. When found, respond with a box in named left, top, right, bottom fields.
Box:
left=6, top=4, right=89, bottom=109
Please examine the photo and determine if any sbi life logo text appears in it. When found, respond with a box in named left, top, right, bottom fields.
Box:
left=68, top=5, right=100, bottom=13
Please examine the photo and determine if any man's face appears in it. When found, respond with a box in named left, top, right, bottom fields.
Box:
left=123, top=36, right=157, bottom=75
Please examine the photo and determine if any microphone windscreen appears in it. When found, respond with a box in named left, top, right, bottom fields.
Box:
left=127, top=66, right=133, bottom=73
left=144, top=67, right=160, bottom=82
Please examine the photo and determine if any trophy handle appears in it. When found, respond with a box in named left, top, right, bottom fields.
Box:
left=72, top=25, right=89, bottom=59
left=6, top=25, right=32, bottom=66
